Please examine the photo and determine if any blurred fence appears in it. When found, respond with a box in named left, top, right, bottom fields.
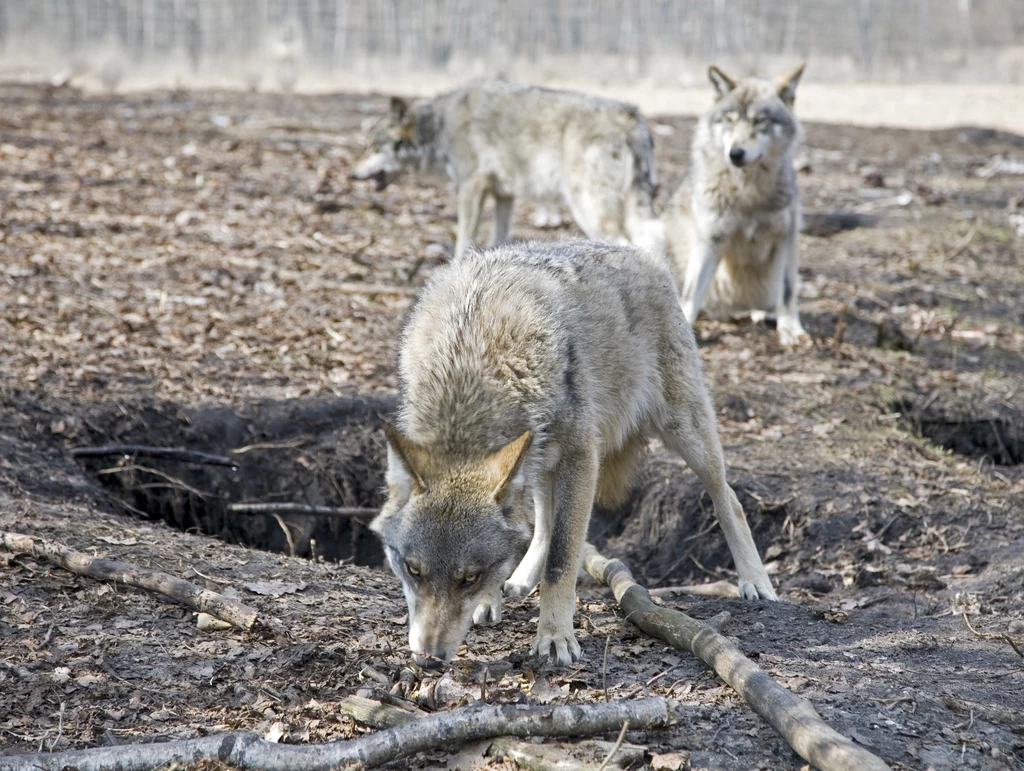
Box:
left=1, top=0, right=1023, bottom=89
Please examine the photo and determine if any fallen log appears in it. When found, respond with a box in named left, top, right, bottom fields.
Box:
left=0, top=698, right=670, bottom=771
left=0, top=531, right=257, bottom=630
left=581, top=544, right=892, bottom=771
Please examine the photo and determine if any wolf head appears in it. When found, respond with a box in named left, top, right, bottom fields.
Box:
left=703, top=64, right=805, bottom=169
left=349, top=97, right=423, bottom=189
left=371, top=426, right=534, bottom=666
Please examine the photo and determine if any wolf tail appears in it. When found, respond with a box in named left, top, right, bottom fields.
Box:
left=624, top=114, right=666, bottom=259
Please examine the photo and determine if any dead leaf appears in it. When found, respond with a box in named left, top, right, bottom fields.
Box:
left=97, top=536, right=138, bottom=546
left=264, top=721, right=286, bottom=743
left=651, top=751, right=689, bottom=770
left=243, top=580, right=307, bottom=597
left=75, top=673, right=103, bottom=687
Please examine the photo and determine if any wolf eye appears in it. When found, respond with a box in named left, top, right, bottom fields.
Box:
left=461, top=572, right=480, bottom=587
left=405, top=561, right=421, bottom=577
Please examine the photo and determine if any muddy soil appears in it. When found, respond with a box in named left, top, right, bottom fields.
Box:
left=1, top=83, right=1023, bottom=770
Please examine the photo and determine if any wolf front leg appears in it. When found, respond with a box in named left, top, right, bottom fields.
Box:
left=679, top=236, right=722, bottom=324
left=454, top=178, right=488, bottom=257
left=533, top=446, right=599, bottom=666
left=505, top=472, right=554, bottom=597
left=772, top=227, right=809, bottom=346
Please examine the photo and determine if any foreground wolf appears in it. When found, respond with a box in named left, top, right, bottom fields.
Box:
left=663, top=64, right=809, bottom=345
left=371, top=240, right=777, bottom=668
left=350, top=80, right=663, bottom=257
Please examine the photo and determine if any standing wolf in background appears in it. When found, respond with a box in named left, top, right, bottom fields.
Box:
left=662, top=64, right=809, bottom=345
left=350, top=80, right=664, bottom=257
left=371, top=240, right=777, bottom=669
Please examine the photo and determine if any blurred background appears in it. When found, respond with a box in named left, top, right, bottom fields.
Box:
left=2, top=0, right=1024, bottom=129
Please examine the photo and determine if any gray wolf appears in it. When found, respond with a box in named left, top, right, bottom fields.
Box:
left=371, top=240, right=777, bottom=669
left=662, top=64, right=809, bottom=345
left=350, top=80, right=664, bottom=257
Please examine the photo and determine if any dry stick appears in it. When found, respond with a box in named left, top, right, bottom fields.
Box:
left=71, top=445, right=236, bottom=467
left=581, top=545, right=892, bottom=771
left=341, top=696, right=634, bottom=771
left=228, top=502, right=378, bottom=517
left=0, top=531, right=257, bottom=631
left=649, top=580, right=740, bottom=598
left=1, top=698, right=671, bottom=771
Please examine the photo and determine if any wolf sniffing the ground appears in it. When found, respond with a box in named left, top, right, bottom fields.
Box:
left=350, top=80, right=664, bottom=258
left=662, top=64, right=809, bottom=345
left=371, top=240, right=777, bottom=668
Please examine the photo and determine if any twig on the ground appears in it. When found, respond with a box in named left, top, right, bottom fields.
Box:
left=595, top=720, right=629, bottom=771
left=582, top=544, right=892, bottom=771
left=649, top=581, right=740, bottom=598
left=71, top=445, right=236, bottom=467
left=962, top=613, right=1024, bottom=659
left=0, top=531, right=257, bottom=630
left=1, top=698, right=671, bottom=771
left=344, top=696, right=640, bottom=771
left=271, top=514, right=297, bottom=557
left=97, top=464, right=212, bottom=499
left=228, top=502, right=378, bottom=517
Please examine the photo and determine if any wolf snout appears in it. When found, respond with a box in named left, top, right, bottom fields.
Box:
left=728, top=147, right=747, bottom=166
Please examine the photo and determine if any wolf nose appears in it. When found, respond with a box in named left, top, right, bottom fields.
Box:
left=729, top=147, right=746, bottom=166
left=412, top=652, right=445, bottom=669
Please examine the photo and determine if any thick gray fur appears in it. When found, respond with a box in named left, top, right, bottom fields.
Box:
left=372, top=239, right=777, bottom=669
left=350, top=80, right=664, bottom=258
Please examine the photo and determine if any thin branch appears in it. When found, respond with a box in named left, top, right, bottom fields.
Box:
left=649, top=581, right=740, bottom=598
left=0, top=531, right=257, bottom=630
left=582, top=544, right=892, bottom=771
left=963, top=613, right=1024, bottom=659
left=595, top=720, right=629, bottom=771
left=1, top=698, right=671, bottom=771
left=228, top=502, right=378, bottom=517
left=71, top=445, right=236, bottom=467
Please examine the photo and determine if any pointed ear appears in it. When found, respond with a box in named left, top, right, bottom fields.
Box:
left=385, top=424, right=430, bottom=494
left=483, top=430, right=533, bottom=501
left=708, top=65, right=736, bottom=99
left=776, top=63, right=805, bottom=107
left=389, top=96, right=409, bottom=123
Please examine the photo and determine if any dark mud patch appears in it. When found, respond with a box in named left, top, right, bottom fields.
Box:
left=71, top=396, right=394, bottom=563
left=892, top=393, right=1023, bottom=465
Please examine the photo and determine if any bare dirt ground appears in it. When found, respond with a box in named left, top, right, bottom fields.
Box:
left=1, top=83, right=1023, bottom=769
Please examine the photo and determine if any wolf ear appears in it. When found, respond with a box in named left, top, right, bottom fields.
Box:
left=484, top=430, right=533, bottom=501
left=389, top=96, right=410, bottom=122
left=708, top=65, right=736, bottom=98
left=776, top=63, right=805, bottom=107
left=385, top=424, right=430, bottom=494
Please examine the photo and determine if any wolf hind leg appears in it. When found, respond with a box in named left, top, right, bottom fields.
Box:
left=492, top=194, right=514, bottom=246
left=658, top=346, right=777, bottom=601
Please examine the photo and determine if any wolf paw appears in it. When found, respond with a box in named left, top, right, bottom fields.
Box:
left=531, top=629, right=582, bottom=667
left=738, top=579, right=779, bottom=601
left=777, top=324, right=810, bottom=347
left=472, top=596, right=502, bottom=625
left=503, top=578, right=538, bottom=598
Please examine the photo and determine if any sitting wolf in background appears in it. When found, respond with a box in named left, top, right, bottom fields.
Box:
left=662, top=64, right=809, bottom=345
left=371, top=240, right=777, bottom=669
left=350, top=80, right=664, bottom=257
